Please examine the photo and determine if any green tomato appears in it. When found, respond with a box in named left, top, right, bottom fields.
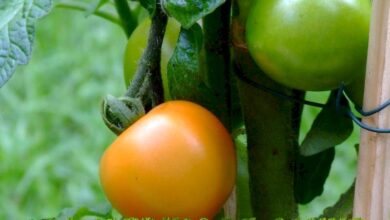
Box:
left=124, top=18, right=180, bottom=99
left=246, top=0, right=371, bottom=91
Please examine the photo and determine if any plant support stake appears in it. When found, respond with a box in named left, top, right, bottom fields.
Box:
left=354, top=0, right=390, bottom=219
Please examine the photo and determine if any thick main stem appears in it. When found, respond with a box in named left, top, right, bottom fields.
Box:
left=203, top=1, right=235, bottom=218
left=232, top=19, right=299, bottom=218
left=236, top=62, right=299, bottom=219
left=203, top=0, right=232, bottom=129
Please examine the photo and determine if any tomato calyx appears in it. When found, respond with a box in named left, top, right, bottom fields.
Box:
left=101, top=95, right=146, bottom=135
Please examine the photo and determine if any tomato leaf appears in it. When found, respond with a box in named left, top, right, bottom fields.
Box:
left=300, top=92, right=353, bottom=156
left=162, top=0, right=225, bottom=28
left=0, top=0, right=52, bottom=88
left=320, top=181, right=355, bottom=218
left=167, top=23, right=219, bottom=114
left=138, top=0, right=156, bottom=15
left=294, top=148, right=335, bottom=204
left=53, top=204, right=113, bottom=220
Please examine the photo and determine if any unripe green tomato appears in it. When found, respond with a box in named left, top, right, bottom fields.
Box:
left=124, top=19, right=180, bottom=99
left=246, top=0, right=371, bottom=91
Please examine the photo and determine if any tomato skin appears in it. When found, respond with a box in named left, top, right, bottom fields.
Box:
left=100, top=101, right=236, bottom=218
left=246, top=0, right=371, bottom=91
left=124, top=19, right=180, bottom=99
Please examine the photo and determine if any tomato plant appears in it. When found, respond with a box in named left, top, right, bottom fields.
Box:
left=246, top=0, right=371, bottom=91
left=2, top=0, right=379, bottom=219
left=99, top=101, right=236, bottom=218
left=124, top=18, right=180, bottom=100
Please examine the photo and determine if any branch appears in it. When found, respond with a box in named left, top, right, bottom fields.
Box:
left=101, top=3, right=168, bottom=135
left=113, top=0, right=137, bottom=37
left=203, top=0, right=232, bottom=129
left=125, top=5, right=167, bottom=106
left=55, top=1, right=121, bottom=26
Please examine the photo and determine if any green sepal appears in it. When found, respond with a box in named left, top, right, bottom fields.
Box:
left=101, top=95, right=145, bottom=135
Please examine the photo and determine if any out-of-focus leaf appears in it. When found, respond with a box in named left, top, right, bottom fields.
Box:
left=0, top=0, right=52, bottom=88
left=167, top=23, right=219, bottom=114
left=138, top=0, right=155, bottom=15
left=320, top=182, right=355, bottom=218
left=85, top=0, right=110, bottom=17
left=300, top=92, right=353, bottom=156
left=294, top=148, right=335, bottom=204
left=54, top=204, right=113, bottom=220
left=162, top=0, right=225, bottom=28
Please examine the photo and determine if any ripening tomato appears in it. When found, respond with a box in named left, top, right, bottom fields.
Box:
left=124, top=18, right=180, bottom=99
left=246, top=0, right=371, bottom=91
left=99, top=101, right=236, bottom=219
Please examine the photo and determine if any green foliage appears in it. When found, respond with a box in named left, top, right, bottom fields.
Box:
left=320, top=182, right=355, bottom=218
left=138, top=0, right=156, bottom=15
left=167, top=24, right=218, bottom=114
left=0, top=0, right=362, bottom=219
left=162, top=0, right=225, bottom=28
left=0, top=8, right=125, bottom=219
left=84, top=0, right=110, bottom=17
left=298, top=92, right=358, bottom=218
left=300, top=92, right=354, bottom=156
left=53, top=204, right=113, bottom=220
left=0, top=0, right=52, bottom=87
left=294, top=148, right=335, bottom=204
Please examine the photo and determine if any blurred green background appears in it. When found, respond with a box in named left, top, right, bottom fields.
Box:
left=0, top=6, right=359, bottom=219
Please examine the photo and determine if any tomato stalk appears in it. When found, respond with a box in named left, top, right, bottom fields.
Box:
left=232, top=18, right=301, bottom=218
left=113, top=0, right=137, bottom=37
left=101, top=3, right=168, bottom=135
left=56, top=1, right=121, bottom=25
left=203, top=0, right=233, bottom=130
left=203, top=1, right=237, bottom=217
left=124, top=6, right=168, bottom=106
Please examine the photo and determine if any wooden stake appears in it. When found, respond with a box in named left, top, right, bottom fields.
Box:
left=354, top=0, right=390, bottom=219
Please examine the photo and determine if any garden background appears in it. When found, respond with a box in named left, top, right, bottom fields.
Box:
left=0, top=6, right=359, bottom=219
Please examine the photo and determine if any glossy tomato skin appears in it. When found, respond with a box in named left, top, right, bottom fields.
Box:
left=100, top=101, right=236, bottom=219
left=124, top=19, right=180, bottom=99
left=246, top=0, right=371, bottom=91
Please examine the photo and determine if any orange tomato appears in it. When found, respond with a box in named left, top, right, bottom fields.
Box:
left=100, top=101, right=236, bottom=219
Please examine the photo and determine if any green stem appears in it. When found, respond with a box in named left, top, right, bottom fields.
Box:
left=203, top=0, right=232, bottom=130
left=203, top=1, right=235, bottom=217
left=125, top=5, right=167, bottom=107
left=236, top=63, right=299, bottom=219
left=101, top=3, right=167, bottom=134
left=232, top=18, right=300, bottom=217
left=55, top=2, right=121, bottom=26
left=113, top=0, right=137, bottom=37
